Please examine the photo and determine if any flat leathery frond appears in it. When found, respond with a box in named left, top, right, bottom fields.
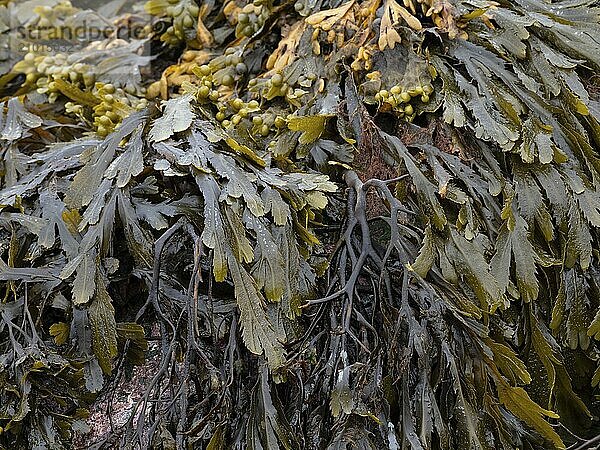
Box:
left=105, top=124, right=145, bottom=188
left=245, top=365, right=299, bottom=449
left=513, top=165, right=554, bottom=241
left=0, top=98, right=42, bottom=141
left=530, top=315, right=591, bottom=426
left=381, top=131, right=447, bottom=229
left=491, top=214, right=539, bottom=303
left=196, top=175, right=229, bottom=281
left=262, top=187, right=290, bottom=226
left=71, top=250, right=97, bottom=306
left=206, top=150, right=265, bottom=217
left=149, top=94, right=195, bottom=142
left=224, top=204, right=255, bottom=264
left=228, top=251, right=286, bottom=369
left=245, top=213, right=286, bottom=302
left=88, top=276, right=118, bottom=375
left=410, top=224, right=435, bottom=278
left=495, top=380, right=564, bottom=450
left=435, top=3, right=600, bottom=165
left=64, top=111, right=150, bottom=210
left=2, top=0, right=600, bottom=448
left=446, top=228, right=507, bottom=312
